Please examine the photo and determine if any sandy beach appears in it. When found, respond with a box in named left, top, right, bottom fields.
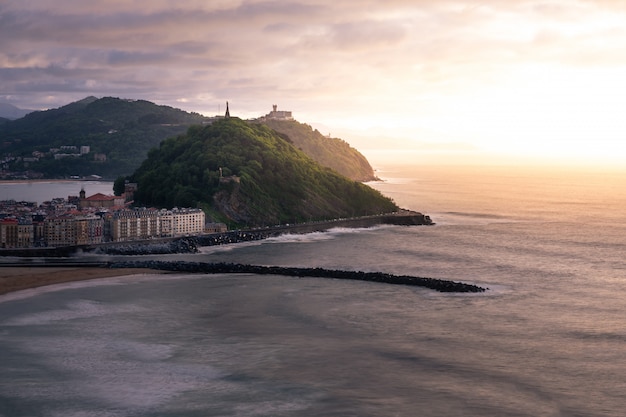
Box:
left=0, top=266, right=163, bottom=296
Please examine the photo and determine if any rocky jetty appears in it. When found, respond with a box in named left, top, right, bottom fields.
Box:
left=108, top=260, right=487, bottom=293
left=93, top=238, right=199, bottom=255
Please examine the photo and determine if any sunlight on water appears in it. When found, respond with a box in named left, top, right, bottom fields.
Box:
left=370, top=164, right=626, bottom=225
left=2, top=165, right=626, bottom=416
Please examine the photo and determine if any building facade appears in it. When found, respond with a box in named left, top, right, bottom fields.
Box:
left=109, top=208, right=160, bottom=242
left=158, top=208, right=206, bottom=238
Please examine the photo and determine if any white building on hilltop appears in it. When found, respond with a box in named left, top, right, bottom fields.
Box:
left=265, top=104, right=293, bottom=120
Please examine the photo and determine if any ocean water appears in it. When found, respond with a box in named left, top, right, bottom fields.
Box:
left=0, top=180, right=114, bottom=205
left=1, top=164, right=626, bottom=416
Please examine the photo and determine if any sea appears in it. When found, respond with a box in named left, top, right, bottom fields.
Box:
left=0, top=180, right=115, bottom=205
left=1, top=163, right=626, bottom=417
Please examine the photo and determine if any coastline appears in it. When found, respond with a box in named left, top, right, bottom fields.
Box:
left=0, top=266, right=166, bottom=296
left=0, top=212, right=436, bottom=295
left=0, top=210, right=433, bottom=257
left=0, top=179, right=101, bottom=184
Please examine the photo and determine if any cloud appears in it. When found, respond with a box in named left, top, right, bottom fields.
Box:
left=2, top=0, right=626, bottom=157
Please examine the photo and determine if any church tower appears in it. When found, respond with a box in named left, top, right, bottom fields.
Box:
left=225, top=101, right=230, bottom=118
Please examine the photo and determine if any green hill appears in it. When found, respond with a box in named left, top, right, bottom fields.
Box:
left=0, top=97, right=209, bottom=178
left=131, top=118, right=397, bottom=226
left=258, top=119, right=378, bottom=182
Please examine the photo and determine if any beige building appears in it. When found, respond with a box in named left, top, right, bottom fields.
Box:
left=109, top=208, right=160, bottom=242
left=106, top=207, right=205, bottom=242
left=75, top=214, right=104, bottom=245
left=44, top=214, right=103, bottom=247
left=1, top=218, right=34, bottom=248
left=45, top=215, right=77, bottom=247
left=159, top=208, right=206, bottom=237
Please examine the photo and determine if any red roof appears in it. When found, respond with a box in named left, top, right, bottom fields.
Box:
left=85, top=193, right=117, bottom=201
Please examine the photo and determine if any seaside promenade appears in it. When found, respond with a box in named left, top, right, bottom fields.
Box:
left=0, top=210, right=432, bottom=257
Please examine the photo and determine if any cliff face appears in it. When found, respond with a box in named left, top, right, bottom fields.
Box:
left=132, top=118, right=397, bottom=226
left=259, top=119, right=378, bottom=182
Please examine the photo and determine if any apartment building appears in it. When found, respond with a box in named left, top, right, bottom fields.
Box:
left=44, top=214, right=103, bottom=247
left=159, top=208, right=206, bottom=238
left=0, top=218, right=34, bottom=248
left=109, top=208, right=160, bottom=242
left=44, top=215, right=77, bottom=247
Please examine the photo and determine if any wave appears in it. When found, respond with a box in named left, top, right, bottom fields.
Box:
left=198, top=226, right=393, bottom=254
left=197, top=232, right=336, bottom=254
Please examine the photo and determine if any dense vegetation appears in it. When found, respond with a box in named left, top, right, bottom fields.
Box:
left=259, top=119, right=378, bottom=181
left=0, top=97, right=208, bottom=178
left=132, top=118, right=397, bottom=226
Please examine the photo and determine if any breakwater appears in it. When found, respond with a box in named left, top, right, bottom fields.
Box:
left=108, top=260, right=486, bottom=293
left=0, top=210, right=432, bottom=257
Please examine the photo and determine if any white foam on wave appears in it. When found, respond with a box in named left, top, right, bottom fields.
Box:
left=265, top=230, right=336, bottom=243
left=260, top=226, right=396, bottom=245
left=199, top=227, right=381, bottom=254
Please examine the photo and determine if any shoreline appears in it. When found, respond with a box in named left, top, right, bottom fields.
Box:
left=0, top=210, right=433, bottom=258
left=0, top=179, right=111, bottom=184
left=0, top=266, right=167, bottom=296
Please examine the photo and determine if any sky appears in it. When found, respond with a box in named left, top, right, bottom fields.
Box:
left=2, top=0, right=626, bottom=167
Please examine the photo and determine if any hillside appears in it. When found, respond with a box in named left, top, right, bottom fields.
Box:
left=259, top=119, right=377, bottom=181
left=0, top=97, right=209, bottom=178
left=131, top=118, right=397, bottom=226
left=0, top=102, right=33, bottom=120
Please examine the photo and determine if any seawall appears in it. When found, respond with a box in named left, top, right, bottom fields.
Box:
left=0, top=210, right=432, bottom=257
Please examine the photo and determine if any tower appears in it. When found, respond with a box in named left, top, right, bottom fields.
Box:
left=225, top=101, right=230, bottom=118
left=79, top=188, right=86, bottom=200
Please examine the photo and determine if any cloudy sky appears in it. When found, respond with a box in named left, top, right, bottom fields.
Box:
left=2, top=1, right=626, bottom=166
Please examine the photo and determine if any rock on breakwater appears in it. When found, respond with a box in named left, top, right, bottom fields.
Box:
left=108, top=260, right=486, bottom=293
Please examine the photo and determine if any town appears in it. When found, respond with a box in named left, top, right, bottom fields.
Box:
left=0, top=184, right=224, bottom=248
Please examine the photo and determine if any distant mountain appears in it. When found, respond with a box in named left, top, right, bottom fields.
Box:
left=0, top=103, right=34, bottom=120
left=0, top=97, right=209, bottom=178
left=132, top=118, right=397, bottom=226
left=258, top=119, right=377, bottom=182
left=0, top=96, right=383, bottom=186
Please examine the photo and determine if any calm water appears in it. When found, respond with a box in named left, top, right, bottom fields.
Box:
left=0, top=181, right=114, bottom=205
left=1, top=165, right=626, bottom=416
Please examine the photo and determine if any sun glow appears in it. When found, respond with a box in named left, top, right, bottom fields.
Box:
left=385, top=64, right=626, bottom=166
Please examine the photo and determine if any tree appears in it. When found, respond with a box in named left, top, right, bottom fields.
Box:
left=113, top=176, right=126, bottom=196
